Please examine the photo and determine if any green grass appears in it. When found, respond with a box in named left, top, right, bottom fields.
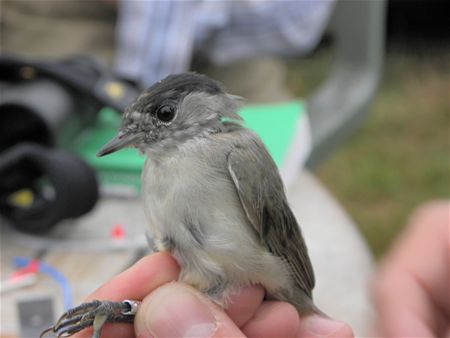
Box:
left=287, top=48, right=449, bottom=258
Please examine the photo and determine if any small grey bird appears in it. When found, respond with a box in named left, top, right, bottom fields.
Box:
left=43, top=73, right=319, bottom=338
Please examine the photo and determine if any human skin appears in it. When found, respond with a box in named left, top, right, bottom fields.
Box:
left=72, top=252, right=354, bottom=338
left=373, top=201, right=450, bottom=337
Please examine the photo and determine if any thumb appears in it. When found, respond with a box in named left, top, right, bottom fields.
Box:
left=134, top=282, right=246, bottom=338
left=298, top=315, right=354, bottom=337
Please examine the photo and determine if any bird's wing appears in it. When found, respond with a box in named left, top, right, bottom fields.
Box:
left=227, top=134, right=315, bottom=297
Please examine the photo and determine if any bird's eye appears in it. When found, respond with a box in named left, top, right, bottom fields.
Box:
left=156, top=105, right=175, bottom=123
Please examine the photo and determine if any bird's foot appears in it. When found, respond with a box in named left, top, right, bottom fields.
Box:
left=40, top=299, right=140, bottom=338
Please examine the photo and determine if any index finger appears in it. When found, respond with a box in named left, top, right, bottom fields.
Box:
left=87, top=252, right=180, bottom=301
left=72, top=252, right=180, bottom=338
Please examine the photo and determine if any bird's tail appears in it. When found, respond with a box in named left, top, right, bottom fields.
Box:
left=272, top=288, right=327, bottom=317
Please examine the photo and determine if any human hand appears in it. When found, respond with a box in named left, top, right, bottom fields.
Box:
left=373, top=201, right=450, bottom=337
left=73, top=252, right=353, bottom=337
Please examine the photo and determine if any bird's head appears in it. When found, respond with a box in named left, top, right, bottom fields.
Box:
left=97, top=73, right=243, bottom=157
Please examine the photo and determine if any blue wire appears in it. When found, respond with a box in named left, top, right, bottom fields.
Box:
left=12, top=256, right=73, bottom=310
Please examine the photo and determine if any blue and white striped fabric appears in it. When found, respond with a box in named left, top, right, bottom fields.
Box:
left=115, top=0, right=335, bottom=87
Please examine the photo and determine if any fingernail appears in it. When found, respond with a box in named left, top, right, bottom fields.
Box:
left=138, top=283, right=217, bottom=338
left=302, top=315, right=353, bottom=337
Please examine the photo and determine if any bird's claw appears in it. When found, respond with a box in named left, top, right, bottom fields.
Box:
left=40, top=300, right=140, bottom=338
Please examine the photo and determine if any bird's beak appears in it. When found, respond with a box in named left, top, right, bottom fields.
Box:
left=97, top=132, right=144, bottom=157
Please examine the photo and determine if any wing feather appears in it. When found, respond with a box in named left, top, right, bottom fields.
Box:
left=227, top=133, right=315, bottom=297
